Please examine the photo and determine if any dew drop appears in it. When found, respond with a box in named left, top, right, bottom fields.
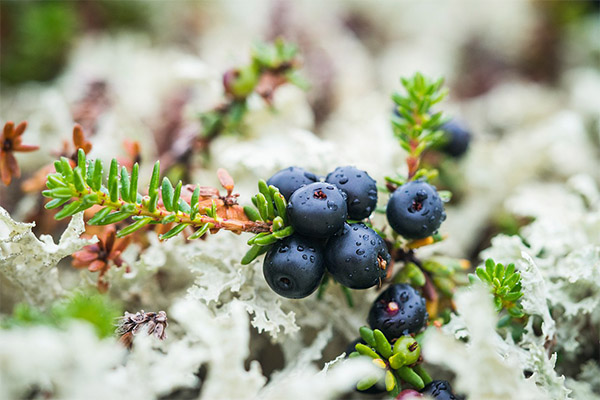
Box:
left=309, top=255, right=315, bottom=262
left=356, top=249, right=365, bottom=256
left=339, top=177, right=348, bottom=184
left=400, top=292, right=409, bottom=302
left=297, top=246, right=304, bottom=251
left=302, top=254, right=308, bottom=260
left=356, top=242, right=362, bottom=246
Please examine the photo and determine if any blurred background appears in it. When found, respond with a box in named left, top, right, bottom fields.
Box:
left=0, top=1, right=599, bottom=399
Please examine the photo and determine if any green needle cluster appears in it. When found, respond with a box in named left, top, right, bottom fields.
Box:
left=470, top=258, right=525, bottom=318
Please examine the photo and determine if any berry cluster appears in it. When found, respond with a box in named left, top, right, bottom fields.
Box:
left=263, top=165, right=389, bottom=298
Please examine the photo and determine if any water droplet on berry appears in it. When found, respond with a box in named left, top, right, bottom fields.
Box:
left=353, top=226, right=359, bottom=231
left=297, top=246, right=304, bottom=251
left=356, top=242, right=361, bottom=246
left=351, top=198, right=360, bottom=205
left=370, top=239, right=376, bottom=245
left=310, top=255, right=315, bottom=262
left=308, top=247, right=315, bottom=252
left=338, top=177, right=348, bottom=184
left=279, top=245, right=289, bottom=253
left=326, top=185, right=335, bottom=190
left=345, top=258, right=351, bottom=262
left=327, top=200, right=338, bottom=210
left=302, top=254, right=308, bottom=260
left=356, top=249, right=365, bottom=255
left=400, top=292, right=409, bottom=302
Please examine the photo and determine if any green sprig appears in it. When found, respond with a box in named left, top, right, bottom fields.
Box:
left=43, top=151, right=271, bottom=243
left=350, top=327, right=427, bottom=395
left=469, top=258, right=525, bottom=318
left=240, top=180, right=294, bottom=265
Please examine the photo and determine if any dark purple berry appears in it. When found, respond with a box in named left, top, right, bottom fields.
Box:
left=263, top=235, right=325, bottom=299
left=368, top=284, right=428, bottom=339
left=287, top=182, right=347, bottom=238
left=267, top=166, right=318, bottom=200
left=421, top=380, right=463, bottom=400
left=325, top=223, right=390, bottom=289
left=440, top=120, right=471, bottom=158
left=326, top=166, right=378, bottom=220
left=386, top=180, right=446, bottom=239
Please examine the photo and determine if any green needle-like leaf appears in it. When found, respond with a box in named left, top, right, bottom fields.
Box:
left=244, top=206, right=262, bottom=222
left=159, top=223, right=189, bottom=240
left=373, top=329, right=392, bottom=358
left=130, top=163, right=139, bottom=203
left=359, top=326, right=377, bottom=348
left=55, top=201, right=83, bottom=220
left=172, top=181, right=182, bottom=213
left=385, top=370, right=396, bottom=392
left=355, top=343, right=379, bottom=359
left=189, top=223, right=211, bottom=240
left=255, top=193, right=270, bottom=221
left=92, top=159, right=103, bottom=191
left=356, top=375, right=380, bottom=391
left=412, top=364, right=432, bottom=385
left=396, top=366, right=424, bottom=390
left=45, top=197, right=70, bottom=210
left=88, top=208, right=112, bottom=225
left=95, top=210, right=133, bottom=225
left=388, top=352, right=406, bottom=370
left=117, top=217, right=153, bottom=238
left=120, top=167, right=130, bottom=202
left=161, top=177, right=175, bottom=212
left=241, top=244, right=264, bottom=265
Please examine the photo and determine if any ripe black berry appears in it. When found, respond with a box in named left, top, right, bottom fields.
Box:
left=325, top=166, right=378, bottom=220
left=325, top=223, right=390, bottom=289
left=440, top=120, right=471, bottom=158
left=287, top=182, right=348, bottom=238
left=368, top=284, right=428, bottom=339
left=386, top=180, right=446, bottom=239
left=420, top=380, right=463, bottom=400
left=266, top=166, right=317, bottom=200
left=263, top=234, right=325, bottom=299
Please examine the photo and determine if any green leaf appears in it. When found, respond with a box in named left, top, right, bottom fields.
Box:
left=60, top=157, right=73, bottom=181
left=255, top=193, right=269, bottom=221
left=359, top=326, right=377, bottom=348
left=149, top=161, right=161, bottom=195
left=505, top=263, right=515, bottom=277
left=159, top=223, right=189, bottom=240
left=355, top=343, right=379, bottom=359
left=412, top=364, right=432, bottom=385
left=172, top=181, right=182, bottom=213
left=508, top=306, right=525, bottom=318
left=190, top=187, right=200, bottom=220
left=385, top=370, right=396, bottom=392
left=54, top=160, right=63, bottom=174
left=273, top=192, right=288, bottom=224
left=396, top=366, right=424, bottom=390
left=258, top=179, right=275, bottom=220
left=494, top=262, right=505, bottom=281
left=189, top=223, right=211, bottom=240
left=129, top=163, right=139, bottom=203
left=373, top=329, right=392, bottom=358
left=88, top=207, right=111, bottom=225
left=241, top=244, right=264, bottom=265
left=272, top=226, right=294, bottom=239
left=46, top=174, right=66, bottom=189
left=77, top=148, right=86, bottom=175
left=356, top=375, right=380, bottom=392
left=161, top=177, right=175, bottom=212
left=45, top=197, right=70, bottom=210
left=243, top=206, right=262, bottom=222
left=253, top=233, right=278, bottom=246
left=485, top=258, right=495, bottom=279
left=54, top=201, right=82, bottom=220
left=388, top=352, right=406, bottom=369
left=504, top=272, right=521, bottom=289
left=120, top=167, right=130, bottom=203
left=47, top=187, right=74, bottom=199
left=272, top=216, right=284, bottom=231
left=504, top=291, right=523, bottom=302
left=178, top=198, right=191, bottom=214
left=116, top=217, right=152, bottom=238
left=475, top=267, right=490, bottom=283
left=92, top=159, right=103, bottom=191
left=95, top=210, right=133, bottom=225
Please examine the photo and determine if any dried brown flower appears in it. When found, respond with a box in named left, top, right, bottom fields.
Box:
left=71, top=226, right=130, bottom=292
left=116, top=310, right=168, bottom=349
left=1, top=121, right=39, bottom=185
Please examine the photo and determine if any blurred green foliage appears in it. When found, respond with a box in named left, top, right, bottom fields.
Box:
left=0, top=0, right=151, bottom=85
left=1, top=291, right=122, bottom=338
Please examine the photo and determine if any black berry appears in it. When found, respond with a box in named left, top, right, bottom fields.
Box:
left=287, top=182, right=348, bottom=238
left=386, top=180, right=446, bottom=239
left=440, top=120, right=471, bottom=158
left=263, top=235, right=325, bottom=299
left=325, top=166, right=378, bottom=220
left=368, top=283, right=428, bottom=339
left=267, top=166, right=318, bottom=200
left=325, top=223, right=390, bottom=289
left=420, top=380, right=463, bottom=400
